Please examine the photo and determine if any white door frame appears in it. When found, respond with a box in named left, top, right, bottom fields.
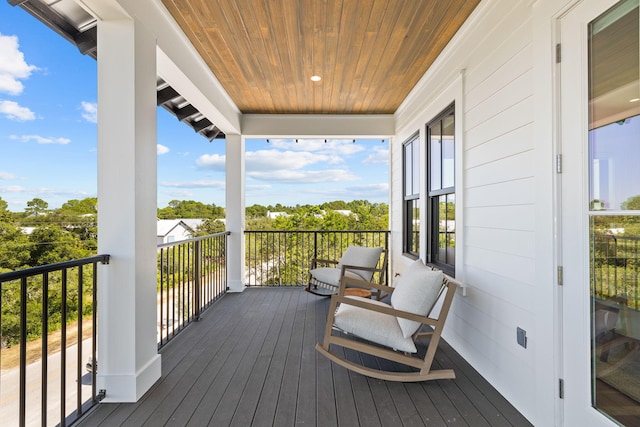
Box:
left=558, top=0, right=627, bottom=425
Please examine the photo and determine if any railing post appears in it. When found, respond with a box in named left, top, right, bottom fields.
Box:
left=194, top=240, right=202, bottom=320
left=314, top=231, right=318, bottom=261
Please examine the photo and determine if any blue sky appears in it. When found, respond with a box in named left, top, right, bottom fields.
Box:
left=0, top=3, right=389, bottom=211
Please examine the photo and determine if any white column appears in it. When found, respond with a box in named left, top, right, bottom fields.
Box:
left=96, top=17, right=161, bottom=402
left=225, top=134, right=246, bottom=292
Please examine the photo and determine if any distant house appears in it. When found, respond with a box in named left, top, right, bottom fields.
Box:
left=20, top=227, right=36, bottom=235
left=266, top=211, right=289, bottom=219
left=178, top=218, right=205, bottom=232
left=157, top=219, right=203, bottom=244
left=333, top=209, right=358, bottom=221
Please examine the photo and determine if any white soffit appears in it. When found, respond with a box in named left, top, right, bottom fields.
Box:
left=241, top=114, right=395, bottom=138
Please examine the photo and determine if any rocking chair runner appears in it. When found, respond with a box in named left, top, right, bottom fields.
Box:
left=306, top=245, right=388, bottom=299
left=316, top=259, right=458, bottom=382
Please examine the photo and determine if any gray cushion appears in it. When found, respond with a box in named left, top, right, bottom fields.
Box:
left=337, top=245, right=383, bottom=282
left=391, top=259, right=444, bottom=338
left=334, top=297, right=417, bottom=353
left=309, top=267, right=365, bottom=287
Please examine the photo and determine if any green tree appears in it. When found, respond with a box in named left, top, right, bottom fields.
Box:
left=321, top=200, right=348, bottom=211
left=28, top=226, right=89, bottom=266
left=59, top=197, right=97, bottom=215
left=246, top=204, right=268, bottom=218
left=25, top=198, right=49, bottom=216
left=0, top=196, right=9, bottom=218
left=194, top=218, right=226, bottom=236
left=321, top=210, right=355, bottom=230
left=158, top=200, right=224, bottom=219
left=0, top=221, right=31, bottom=270
left=621, top=195, right=640, bottom=211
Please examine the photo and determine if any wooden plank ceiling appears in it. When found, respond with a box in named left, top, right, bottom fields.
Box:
left=162, top=0, right=480, bottom=114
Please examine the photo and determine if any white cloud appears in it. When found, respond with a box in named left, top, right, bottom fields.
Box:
left=160, top=180, right=225, bottom=189
left=0, top=34, right=37, bottom=95
left=195, top=153, right=226, bottom=171
left=363, top=147, right=389, bottom=165
left=157, top=144, right=170, bottom=155
left=248, top=168, right=357, bottom=183
left=10, top=134, right=70, bottom=144
left=0, top=100, right=35, bottom=121
left=247, top=184, right=272, bottom=191
left=81, top=101, right=97, bottom=123
left=246, top=150, right=331, bottom=172
left=166, top=190, right=193, bottom=199
left=268, top=138, right=364, bottom=156
left=0, top=184, right=26, bottom=192
left=0, top=185, right=89, bottom=198
left=306, top=183, right=389, bottom=200
left=0, top=171, right=16, bottom=180
left=345, top=183, right=389, bottom=193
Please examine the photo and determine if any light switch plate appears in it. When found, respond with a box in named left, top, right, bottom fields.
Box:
left=517, top=327, right=527, bottom=348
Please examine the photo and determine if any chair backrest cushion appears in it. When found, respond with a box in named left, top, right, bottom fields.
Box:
left=391, top=259, right=444, bottom=338
left=337, top=245, right=383, bottom=282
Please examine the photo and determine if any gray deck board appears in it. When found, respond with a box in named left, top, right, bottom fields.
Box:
left=76, top=287, right=532, bottom=427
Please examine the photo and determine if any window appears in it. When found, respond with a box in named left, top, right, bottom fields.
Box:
left=426, top=105, right=455, bottom=275
left=403, top=133, right=420, bottom=257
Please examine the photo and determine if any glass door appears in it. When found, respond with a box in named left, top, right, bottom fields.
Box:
left=561, top=0, right=640, bottom=425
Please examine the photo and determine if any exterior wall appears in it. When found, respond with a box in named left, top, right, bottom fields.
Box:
left=156, top=220, right=195, bottom=244
left=392, top=0, right=574, bottom=425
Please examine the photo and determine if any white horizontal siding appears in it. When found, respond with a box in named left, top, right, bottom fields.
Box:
left=466, top=69, right=534, bottom=132
left=466, top=149, right=535, bottom=188
left=465, top=177, right=535, bottom=207
left=464, top=16, right=534, bottom=106
left=465, top=247, right=536, bottom=289
left=465, top=205, right=535, bottom=231
left=465, top=97, right=534, bottom=150
left=456, top=6, right=538, bottom=413
left=465, top=123, right=533, bottom=169
left=391, top=0, right=552, bottom=423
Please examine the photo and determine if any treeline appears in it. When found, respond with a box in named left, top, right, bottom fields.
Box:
left=0, top=197, right=96, bottom=273
left=0, top=196, right=388, bottom=271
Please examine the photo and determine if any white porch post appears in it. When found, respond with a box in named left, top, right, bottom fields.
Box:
left=96, top=17, right=161, bottom=402
left=225, top=134, right=246, bottom=292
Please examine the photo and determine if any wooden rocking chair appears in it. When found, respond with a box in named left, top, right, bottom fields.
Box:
left=316, top=259, right=458, bottom=382
left=306, top=245, right=388, bottom=299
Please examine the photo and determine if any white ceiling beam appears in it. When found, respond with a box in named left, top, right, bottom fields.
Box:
left=241, top=114, right=395, bottom=138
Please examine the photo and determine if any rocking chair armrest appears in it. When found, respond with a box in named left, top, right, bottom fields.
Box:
left=311, top=258, right=339, bottom=268
left=339, top=264, right=384, bottom=274
left=339, top=275, right=394, bottom=294
left=332, top=293, right=437, bottom=326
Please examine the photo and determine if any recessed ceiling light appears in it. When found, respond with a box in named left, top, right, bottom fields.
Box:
left=630, top=98, right=640, bottom=103
left=310, top=75, right=322, bottom=82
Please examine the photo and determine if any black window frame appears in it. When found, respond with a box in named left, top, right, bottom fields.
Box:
left=402, top=132, right=420, bottom=259
left=426, top=104, right=456, bottom=276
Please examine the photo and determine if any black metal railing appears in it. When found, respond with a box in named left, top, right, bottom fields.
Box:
left=244, top=230, right=389, bottom=286
left=592, top=233, right=640, bottom=310
left=157, top=232, right=229, bottom=348
left=0, top=254, right=109, bottom=427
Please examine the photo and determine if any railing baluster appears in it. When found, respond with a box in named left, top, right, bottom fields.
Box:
left=61, top=268, right=67, bottom=427
left=77, top=266, right=83, bottom=417
left=42, top=272, right=49, bottom=427
left=195, top=240, right=201, bottom=320
left=0, top=255, right=108, bottom=427
left=154, top=232, right=230, bottom=349
left=19, top=276, right=27, bottom=427
left=244, top=230, right=390, bottom=287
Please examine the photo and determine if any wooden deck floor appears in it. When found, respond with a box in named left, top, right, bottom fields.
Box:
left=76, top=287, right=532, bottom=426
